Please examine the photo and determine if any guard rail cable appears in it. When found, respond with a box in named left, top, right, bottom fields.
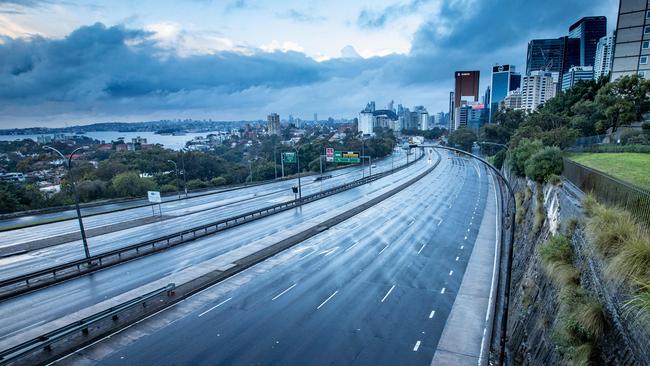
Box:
left=0, top=283, right=175, bottom=366
left=0, top=150, right=439, bottom=366
left=0, top=153, right=423, bottom=301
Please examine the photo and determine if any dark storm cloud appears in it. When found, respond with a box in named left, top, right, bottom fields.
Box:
left=0, top=0, right=614, bottom=125
left=357, top=0, right=430, bottom=29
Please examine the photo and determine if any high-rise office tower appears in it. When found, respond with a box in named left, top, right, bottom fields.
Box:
left=452, top=71, right=480, bottom=131
left=568, top=16, right=608, bottom=67
left=561, top=66, right=595, bottom=91
left=594, top=34, right=614, bottom=79
left=611, top=0, right=650, bottom=79
left=267, top=113, right=280, bottom=135
left=526, top=37, right=580, bottom=89
left=489, top=64, right=521, bottom=122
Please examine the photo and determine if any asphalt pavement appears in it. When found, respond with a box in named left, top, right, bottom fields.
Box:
left=0, top=152, right=431, bottom=349
left=0, top=151, right=412, bottom=278
left=53, top=151, right=495, bottom=366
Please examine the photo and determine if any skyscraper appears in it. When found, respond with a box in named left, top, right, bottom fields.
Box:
left=267, top=113, right=280, bottom=135
left=452, top=71, right=480, bottom=131
left=526, top=37, right=580, bottom=89
left=448, top=91, right=455, bottom=131
left=568, top=16, right=607, bottom=67
left=594, top=34, right=614, bottom=79
left=489, top=64, right=521, bottom=122
left=611, top=0, right=650, bottom=79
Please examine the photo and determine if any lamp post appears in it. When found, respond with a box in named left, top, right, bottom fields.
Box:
left=44, top=145, right=91, bottom=260
left=180, top=149, right=188, bottom=198
left=167, top=160, right=181, bottom=200
left=293, top=146, right=302, bottom=202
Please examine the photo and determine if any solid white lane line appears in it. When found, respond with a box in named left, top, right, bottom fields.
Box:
left=300, top=250, right=316, bottom=260
left=417, top=243, right=426, bottom=255
left=413, top=341, right=421, bottom=351
left=381, top=285, right=396, bottom=303
left=449, top=270, right=454, bottom=276
left=272, top=283, right=297, bottom=301
left=317, top=290, right=339, bottom=309
left=440, top=288, right=446, bottom=294
left=324, top=247, right=339, bottom=257
left=378, top=245, right=389, bottom=255
left=429, top=310, right=435, bottom=319
left=408, top=220, right=415, bottom=226
left=345, top=242, right=358, bottom=252
left=438, top=219, right=443, bottom=226
left=198, top=297, right=232, bottom=317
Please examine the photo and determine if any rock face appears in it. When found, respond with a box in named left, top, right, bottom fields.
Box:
left=504, top=171, right=650, bottom=365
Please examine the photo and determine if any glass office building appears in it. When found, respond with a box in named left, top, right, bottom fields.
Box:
left=490, top=65, right=521, bottom=121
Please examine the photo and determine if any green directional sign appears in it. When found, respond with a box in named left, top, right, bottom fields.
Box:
left=282, top=152, right=297, bottom=163
left=334, top=151, right=361, bottom=163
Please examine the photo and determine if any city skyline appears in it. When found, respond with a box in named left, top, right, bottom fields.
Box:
left=0, top=0, right=617, bottom=128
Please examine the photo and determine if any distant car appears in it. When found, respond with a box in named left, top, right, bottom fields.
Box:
left=371, top=164, right=376, bottom=168
left=314, top=174, right=333, bottom=181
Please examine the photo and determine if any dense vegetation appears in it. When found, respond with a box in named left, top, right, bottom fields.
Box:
left=446, top=75, right=650, bottom=183
left=0, top=127, right=396, bottom=213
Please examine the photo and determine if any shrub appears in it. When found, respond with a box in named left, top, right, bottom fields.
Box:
left=210, top=176, right=227, bottom=186
left=548, top=174, right=562, bottom=186
left=111, top=171, right=157, bottom=197
left=159, top=184, right=178, bottom=193
left=619, top=129, right=645, bottom=145
left=511, top=138, right=544, bottom=176
left=492, top=149, right=506, bottom=170
left=186, top=179, right=209, bottom=190
left=525, top=146, right=564, bottom=183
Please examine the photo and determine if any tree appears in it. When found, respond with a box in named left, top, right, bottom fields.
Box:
left=448, top=128, right=477, bottom=152
left=595, top=75, right=650, bottom=132
left=525, top=147, right=564, bottom=183
left=510, top=139, right=544, bottom=176
left=111, top=171, right=157, bottom=197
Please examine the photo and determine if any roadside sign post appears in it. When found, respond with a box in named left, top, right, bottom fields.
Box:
left=148, top=191, right=162, bottom=217
left=333, top=151, right=360, bottom=164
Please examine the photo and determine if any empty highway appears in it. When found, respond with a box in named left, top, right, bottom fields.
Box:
left=51, top=151, right=498, bottom=365
left=0, top=151, right=432, bottom=349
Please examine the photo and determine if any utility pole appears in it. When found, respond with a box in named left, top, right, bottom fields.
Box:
left=44, top=145, right=91, bottom=261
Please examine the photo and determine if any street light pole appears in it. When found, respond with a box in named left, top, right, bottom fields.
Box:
left=180, top=149, right=188, bottom=198
left=167, top=160, right=181, bottom=200
left=293, top=146, right=302, bottom=202
left=274, top=144, right=278, bottom=180
left=44, top=145, right=91, bottom=261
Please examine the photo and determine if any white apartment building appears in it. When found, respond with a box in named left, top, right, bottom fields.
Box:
left=594, top=34, right=614, bottom=79
left=521, top=71, right=557, bottom=113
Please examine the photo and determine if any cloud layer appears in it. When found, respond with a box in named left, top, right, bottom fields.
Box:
left=0, top=0, right=615, bottom=127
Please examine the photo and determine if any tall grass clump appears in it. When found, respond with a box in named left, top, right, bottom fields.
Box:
left=585, top=203, right=638, bottom=258
left=607, top=235, right=650, bottom=282
left=538, top=235, right=607, bottom=364
left=624, top=279, right=650, bottom=322
left=533, top=184, right=545, bottom=234
left=516, top=191, right=525, bottom=225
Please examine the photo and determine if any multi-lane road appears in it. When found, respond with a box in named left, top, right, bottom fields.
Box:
left=53, top=151, right=497, bottom=365
left=0, top=147, right=500, bottom=366
left=0, top=151, right=409, bottom=278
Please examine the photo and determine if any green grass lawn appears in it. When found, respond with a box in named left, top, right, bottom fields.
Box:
left=568, top=153, right=650, bottom=191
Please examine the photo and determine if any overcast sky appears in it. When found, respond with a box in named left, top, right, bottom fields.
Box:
left=0, top=0, right=617, bottom=128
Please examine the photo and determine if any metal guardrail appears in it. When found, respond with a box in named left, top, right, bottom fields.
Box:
left=562, top=158, right=650, bottom=227
left=0, top=155, right=423, bottom=300
left=0, top=283, right=175, bottom=365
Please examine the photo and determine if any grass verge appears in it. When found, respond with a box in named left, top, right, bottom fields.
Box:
left=568, top=153, right=650, bottom=191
